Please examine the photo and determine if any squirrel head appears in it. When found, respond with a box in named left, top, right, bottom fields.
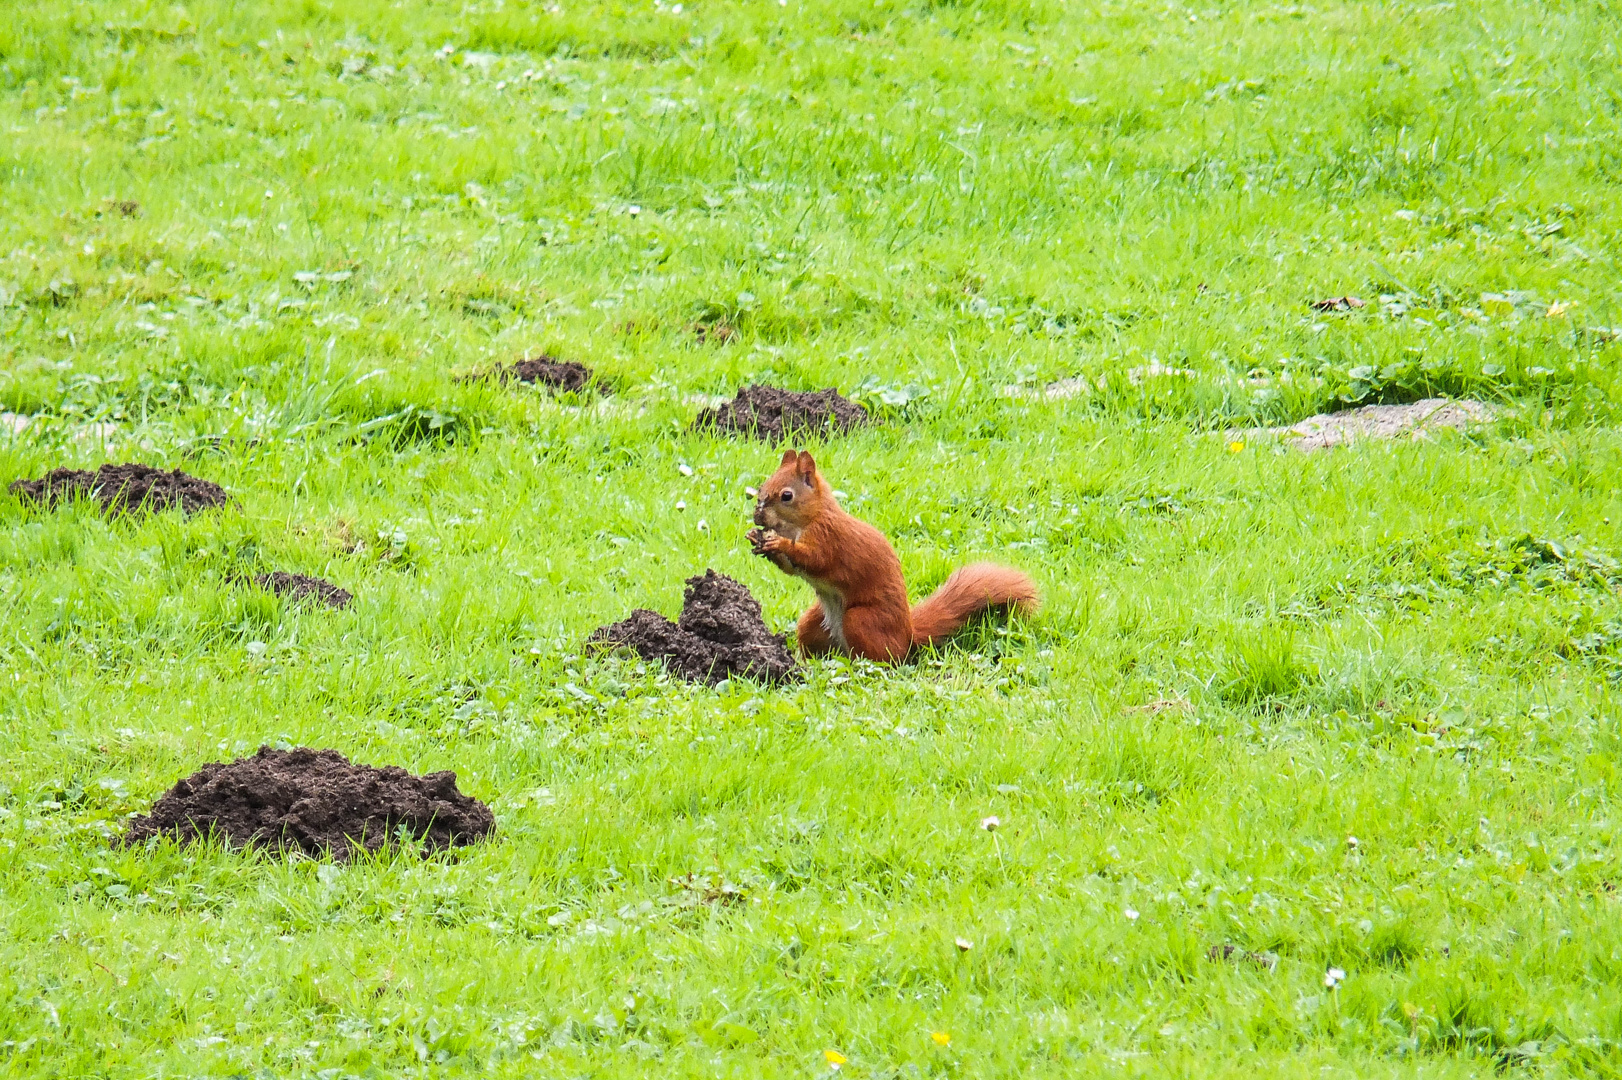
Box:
left=753, top=449, right=831, bottom=537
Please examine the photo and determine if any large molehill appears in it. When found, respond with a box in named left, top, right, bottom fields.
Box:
left=10, top=463, right=229, bottom=515
left=691, top=385, right=870, bottom=441
left=123, top=747, right=494, bottom=861
left=589, top=570, right=798, bottom=685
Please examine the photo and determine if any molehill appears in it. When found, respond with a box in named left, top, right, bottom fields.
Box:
left=254, top=572, right=353, bottom=610
left=494, top=355, right=601, bottom=394
left=123, top=747, right=494, bottom=861
left=9, top=463, right=228, bottom=515
left=589, top=570, right=798, bottom=685
left=691, top=385, right=869, bottom=441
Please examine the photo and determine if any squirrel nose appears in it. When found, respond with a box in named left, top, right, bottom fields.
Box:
left=752, top=506, right=766, bottom=526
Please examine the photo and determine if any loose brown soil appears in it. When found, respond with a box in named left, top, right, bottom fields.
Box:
left=588, top=569, right=798, bottom=685
left=691, top=385, right=870, bottom=441
left=495, top=356, right=601, bottom=393
left=123, top=747, right=493, bottom=861
left=255, top=572, right=352, bottom=610
left=9, top=463, right=229, bottom=515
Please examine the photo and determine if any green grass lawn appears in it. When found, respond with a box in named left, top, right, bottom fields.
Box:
left=4, top=0, right=1622, bottom=1075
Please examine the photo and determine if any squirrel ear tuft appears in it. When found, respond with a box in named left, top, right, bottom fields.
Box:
left=796, top=451, right=818, bottom=481
left=779, top=448, right=798, bottom=467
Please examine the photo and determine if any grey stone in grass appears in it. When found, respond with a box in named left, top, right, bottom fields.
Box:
left=1233, top=398, right=1499, bottom=452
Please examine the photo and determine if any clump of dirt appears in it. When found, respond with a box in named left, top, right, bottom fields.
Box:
left=691, top=385, right=870, bottom=441
left=123, top=747, right=493, bottom=861
left=588, top=569, right=798, bottom=685
left=1237, top=398, right=1499, bottom=451
left=9, top=463, right=229, bottom=515
left=254, top=572, right=352, bottom=610
left=1310, top=296, right=1366, bottom=313
left=691, top=321, right=738, bottom=345
left=494, top=355, right=602, bottom=394
left=1207, top=944, right=1279, bottom=971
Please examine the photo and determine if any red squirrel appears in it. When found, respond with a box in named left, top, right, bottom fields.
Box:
left=746, top=449, right=1038, bottom=662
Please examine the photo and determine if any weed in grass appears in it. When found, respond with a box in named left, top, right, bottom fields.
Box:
left=1220, top=625, right=1311, bottom=707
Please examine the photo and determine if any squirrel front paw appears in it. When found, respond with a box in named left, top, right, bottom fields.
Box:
left=748, top=527, right=784, bottom=556
left=759, top=534, right=793, bottom=556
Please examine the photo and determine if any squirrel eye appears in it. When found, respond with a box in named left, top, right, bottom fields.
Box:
left=780, top=489, right=794, bottom=503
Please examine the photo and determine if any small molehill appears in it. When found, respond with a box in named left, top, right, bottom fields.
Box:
left=123, top=747, right=494, bottom=861
left=495, top=356, right=601, bottom=394
left=691, top=385, right=870, bottom=441
left=9, top=463, right=228, bottom=515
left=255, top=572, right=352, bottom=610
left=589, top=570, right=798, bottom=685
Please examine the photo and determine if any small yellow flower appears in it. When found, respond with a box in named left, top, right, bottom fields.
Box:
left=824, top=1049, right=848, bottom=1069
left=1547, top=300, right=1573, bottom=319
left=931, top=1030, right=951, bottom=1046
left=1228, top=440, right=1244, bottom=453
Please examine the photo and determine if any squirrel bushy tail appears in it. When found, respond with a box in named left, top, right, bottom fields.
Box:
left=909, top=563, right=1040, bottom=648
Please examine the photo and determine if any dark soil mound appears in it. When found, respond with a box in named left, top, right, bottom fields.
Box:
left=588, top=570, right=798, bottom=685
left=255, top=572, right=352, bottom=610
left=123, top=747, right=493, bottom=861
left=10, top=463, right=228, bottom=515
left=691, top=385, right=869, bottom=441
left=497, top=356, right=601, bottom=393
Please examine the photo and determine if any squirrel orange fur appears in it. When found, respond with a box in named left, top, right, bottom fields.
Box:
left=746, top=449, right=1038, bottom=662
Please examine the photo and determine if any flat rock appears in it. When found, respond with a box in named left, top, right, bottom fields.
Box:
left=1237, top=398, right=1498, bottom=451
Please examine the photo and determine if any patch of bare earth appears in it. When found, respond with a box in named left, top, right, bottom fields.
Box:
left=254, top=572, right=353, bottom=610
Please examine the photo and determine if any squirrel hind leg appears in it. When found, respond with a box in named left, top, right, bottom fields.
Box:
left=796, top=604, right=837, bottom=656
left=839, top=605, right=911, bottom=664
